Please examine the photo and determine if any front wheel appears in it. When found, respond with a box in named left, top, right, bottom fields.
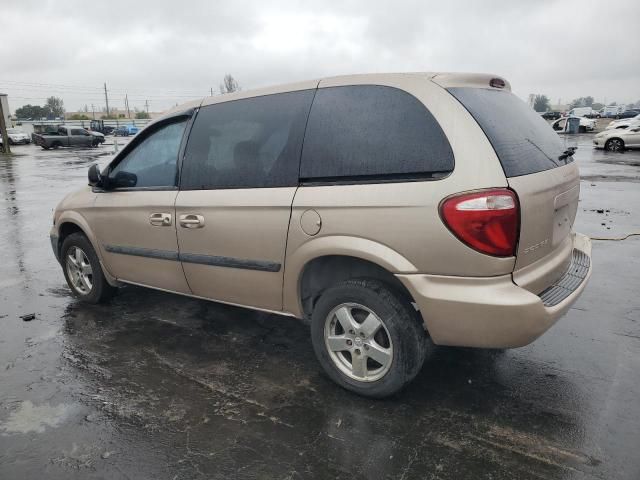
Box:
left=61, top=232, right=116, bottom=303
left=311, top=279, right=428, bottom=398
left=605, top=138, right=625, bottom=152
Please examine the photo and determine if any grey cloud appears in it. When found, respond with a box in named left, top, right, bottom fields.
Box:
left=1, top=0, right=638, bottom=112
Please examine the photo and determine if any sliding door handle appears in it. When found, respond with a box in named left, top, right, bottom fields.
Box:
left=149, top=212, right=172, bottom=226
left=179, top=214, right=205, bottom=228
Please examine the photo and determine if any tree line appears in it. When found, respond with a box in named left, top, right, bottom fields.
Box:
left=533, top=94, right=640, bottom=112
left=14, top=74, right=241, bottom=120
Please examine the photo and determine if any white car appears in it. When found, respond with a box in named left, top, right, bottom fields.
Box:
left=593, top=125, right=640, bottom=151
left=6, top=128, right=31, bottom=145
left=605, top=114, right=640, bottom=130
left=551, top=116, right=596, bottom=133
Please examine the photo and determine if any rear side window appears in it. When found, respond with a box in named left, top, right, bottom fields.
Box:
left=448, top=88, right=568, bottom=177
left=181, top=90, right=315, bottom=189
left=300, top=85, right=454, bottom=182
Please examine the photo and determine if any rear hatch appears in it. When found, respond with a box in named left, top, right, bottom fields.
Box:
left=445, top=85, right=579, bottom=292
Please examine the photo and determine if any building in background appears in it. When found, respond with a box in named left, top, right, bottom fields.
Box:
left=0, top=93, right=11, bottom=127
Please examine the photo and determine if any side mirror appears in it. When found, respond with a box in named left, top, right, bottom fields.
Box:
left=88, top=164, right=102, bottom=187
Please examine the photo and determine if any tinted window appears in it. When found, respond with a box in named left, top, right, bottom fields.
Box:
left=300, top=85, right=454, bottom=181
left=70, top=128, right=87, bottom=135
left=448, top=88, right=569, bottom=177
left=181, top=90, right=314, bottom=189
left=109, top=119, right=187, bottom=188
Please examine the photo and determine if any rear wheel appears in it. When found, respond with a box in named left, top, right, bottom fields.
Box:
left=605, top=138, right=625, bottom=152
left=61, top=232, right=116, bottom=303
left=311, top=279, right=428, bottom=398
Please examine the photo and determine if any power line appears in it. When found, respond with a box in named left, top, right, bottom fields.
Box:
left=0, top=79, right=209, bottom=96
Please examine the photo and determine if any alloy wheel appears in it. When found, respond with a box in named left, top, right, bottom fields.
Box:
left=607, top=139, right=624, bottom=152
left=65, top=246, right=93, bottom=295
left=324, top=303, right=393, bottom=382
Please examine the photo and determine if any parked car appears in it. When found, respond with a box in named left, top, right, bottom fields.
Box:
left=593, top=125, right=640, bottom=151
left=551, top=116, right=596, bottom=133
left=114, top=126, right=130, bottom=136
left=605, top=114, right=640, bottom=130
left=50, top=73, right=592, bottom=397
left=6, top=127, right=31, bottom=144
left=34, top=126, right=104, bottom=149
left=541, top=111, right=562, bottom=120
left=615, top=109, right=640, bottom=119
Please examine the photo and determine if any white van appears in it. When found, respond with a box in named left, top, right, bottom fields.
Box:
left=602, top=105, right=625, bottom=118
left=567, top=107, right=593, bottom=118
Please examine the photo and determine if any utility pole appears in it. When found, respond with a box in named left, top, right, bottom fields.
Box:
left=91, top=104, right=95, bottom=120
left=210, top=87, right=213, bottom=97
left=104, top=82, right=110, bottom=117
left=0, top=96, right=10, bottom=154
left=145, top=100, right=149, bottom=115
left=125, top=94, right=130, bottom=119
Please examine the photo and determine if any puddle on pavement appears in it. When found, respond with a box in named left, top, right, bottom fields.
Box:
left=0, top=400, right=75, bottom=434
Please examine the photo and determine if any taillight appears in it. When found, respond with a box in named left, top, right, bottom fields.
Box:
left=440, top=189, right=519, bottom=257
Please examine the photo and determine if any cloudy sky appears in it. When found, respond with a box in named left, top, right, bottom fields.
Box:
left=1, top=0, right=639, bottom=113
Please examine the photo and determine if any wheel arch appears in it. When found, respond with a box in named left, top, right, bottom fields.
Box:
left=283, top=236, right=420, bottom=320
left=56, top=213, right=118, bottom=286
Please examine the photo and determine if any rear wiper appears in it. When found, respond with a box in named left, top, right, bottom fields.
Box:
left=558, top=147, right=577, bottom=162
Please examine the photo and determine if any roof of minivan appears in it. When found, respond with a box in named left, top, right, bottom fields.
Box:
left=157, top=72, right=510, bottom=123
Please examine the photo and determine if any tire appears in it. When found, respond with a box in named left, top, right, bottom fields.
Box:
left=61, top=232, right=116, bottom=303
left=52, top=142, right=61, bottom=149
left=42, top=146, right=50, bottom=150
left=310, top=279, right=428, bottom=398
left=579, top=126, right=586, bottom=133
left=605, top=138, right=625, bottom=152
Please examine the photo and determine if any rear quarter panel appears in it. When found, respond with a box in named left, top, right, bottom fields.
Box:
left=283, top=74, right=513, bottom=316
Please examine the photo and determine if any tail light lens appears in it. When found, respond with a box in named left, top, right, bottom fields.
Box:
left=440, top=189, right=519, bottom=257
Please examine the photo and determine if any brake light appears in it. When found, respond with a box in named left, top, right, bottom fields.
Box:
left=440, top=189, right=519, bottom=257
left=490, top=78, right=506, bottom=89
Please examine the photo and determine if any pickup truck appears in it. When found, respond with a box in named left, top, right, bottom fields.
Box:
left=34, top=126, right=105, bottom=150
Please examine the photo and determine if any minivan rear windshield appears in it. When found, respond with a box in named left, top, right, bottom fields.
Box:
left=447, top=87, right=569, bottom=177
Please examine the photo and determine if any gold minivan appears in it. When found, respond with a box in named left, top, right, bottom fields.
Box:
left=50, top=73, right=592, bottom=397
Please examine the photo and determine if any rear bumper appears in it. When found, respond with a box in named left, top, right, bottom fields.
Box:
left=397, top=233, right=592, bottom=348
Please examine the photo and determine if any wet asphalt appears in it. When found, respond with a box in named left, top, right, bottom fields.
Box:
left=0, top=135, right=639, bottom=480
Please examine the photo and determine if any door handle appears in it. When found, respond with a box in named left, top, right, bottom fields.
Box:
left=149, top=212, right=172, bottom=226
left=179, top=214, right=205, bottom=228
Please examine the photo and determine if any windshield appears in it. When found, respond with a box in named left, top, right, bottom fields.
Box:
left=447, top=87, right=569, bottom=177
left=7, top=128, right=19, bottom=134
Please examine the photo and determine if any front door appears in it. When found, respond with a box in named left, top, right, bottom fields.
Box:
left=175, top=88, right=315, bottom=311
left=70, top=128, right=92, bottom=147
left=88, top=116, right=191, bottom=294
